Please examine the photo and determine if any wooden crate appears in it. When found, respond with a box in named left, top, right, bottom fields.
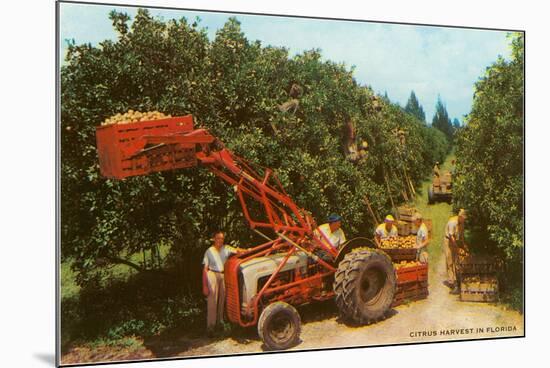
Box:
left=460, top=275, right=499, bottom=302
left=396, top=263, right=428, bottom=284
left=458, top=254, right=501, bottom=275
left=441, top=172, right=452, bottom=185
left=397, top=205, right=416, bottom=222
left=95, top=115, right=196, bottom=179
left=398, top=205, right=416, bottom=217
left=399, top=214, right=415, bottom=222
left=397, top=221, right=412, bottom=236
left=396, top=280, right=428, bottom=290
left=392, top=281, right=429, bottom=307
left=461, top=275, right=498, bottom=292
left=381, top=247, right=417, bottom=262
left=460, top=290, right=498, bottom=302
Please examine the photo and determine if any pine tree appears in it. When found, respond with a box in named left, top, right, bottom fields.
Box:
left=431, top=96, right=453, bottom=142
left=404, top=90, right=426, bottom=123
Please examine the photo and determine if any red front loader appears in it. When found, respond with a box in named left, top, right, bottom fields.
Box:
left=96, top=115, right=396, bottom=350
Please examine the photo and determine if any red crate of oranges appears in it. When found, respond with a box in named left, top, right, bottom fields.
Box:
left=95, top=113, right=196, bottom=179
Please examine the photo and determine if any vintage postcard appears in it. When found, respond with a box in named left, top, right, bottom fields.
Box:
left=57, top=1, right=524, bottom=365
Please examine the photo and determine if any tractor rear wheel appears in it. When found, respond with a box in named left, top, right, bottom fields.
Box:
left=334, top=248, right=396, bottom=324
left=258, top=301, right=301, bottom=350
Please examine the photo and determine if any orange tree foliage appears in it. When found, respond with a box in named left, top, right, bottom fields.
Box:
left=454, top=33, right=524, bottom=296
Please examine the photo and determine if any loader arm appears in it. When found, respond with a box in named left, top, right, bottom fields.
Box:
left=96, top=116, right=338, bottom=258
left=96, top=115, right=341, bottom=327
left=120, top=126, right=339, bottom=260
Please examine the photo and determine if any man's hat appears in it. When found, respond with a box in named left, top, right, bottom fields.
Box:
left=384, top=215, right=395, bottom=223
left=328, top=214, right=342, bottom=223
left=458, top=209, right=467, bottom=219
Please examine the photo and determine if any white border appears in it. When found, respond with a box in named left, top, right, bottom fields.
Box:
left=1, top=0, right=547, bottom=367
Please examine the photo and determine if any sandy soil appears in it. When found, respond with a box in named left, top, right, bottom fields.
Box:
left=61, top=252, right=523, bottom=364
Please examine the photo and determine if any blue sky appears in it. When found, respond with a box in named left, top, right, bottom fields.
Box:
left=59, top=2, right=512, bottom=124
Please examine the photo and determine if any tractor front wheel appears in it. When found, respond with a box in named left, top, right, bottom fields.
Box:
left=334, top=248, right=396, bottom=324
left=258, top=301, right=301, bottom=350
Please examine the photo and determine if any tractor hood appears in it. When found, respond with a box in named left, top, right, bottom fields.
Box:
left=238, top=251, right=309, bottom=308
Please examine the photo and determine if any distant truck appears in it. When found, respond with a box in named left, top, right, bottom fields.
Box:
left=428, top=171, right=452, bottom=204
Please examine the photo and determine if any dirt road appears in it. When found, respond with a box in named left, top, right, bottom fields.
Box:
left=62, top=249, right=523, bottom=364
left=175, top=251, right=522, bottom=357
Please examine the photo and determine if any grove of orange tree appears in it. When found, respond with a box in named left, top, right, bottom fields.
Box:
left=61, top=9, right=449, bottom=288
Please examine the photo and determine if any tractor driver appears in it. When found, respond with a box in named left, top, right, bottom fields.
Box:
left=316, top=214, right=347, bottom=250
left=374, top=215, right=398, bottom=247
left=202, top=231, right=241, bottom=336
left=315, top=214, right=346, bottom=292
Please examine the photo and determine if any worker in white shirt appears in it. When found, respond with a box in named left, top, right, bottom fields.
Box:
left=413, top=212, right=430, bottom=263
left=443, top=209, right=468, bottom=295
left=202, top=231, right=239, bottom=335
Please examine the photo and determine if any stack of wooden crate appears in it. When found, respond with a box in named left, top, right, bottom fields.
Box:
left=396, top=205, right=432, bottom=239
left=458, top=254, right=501, bottom=302
left=397, top=205, right=416, bottom=222
left=392, top=262, right=429, bottom=307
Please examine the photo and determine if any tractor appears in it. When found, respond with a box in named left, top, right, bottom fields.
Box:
left=428, top=171, right=452, bottom=204
left=95, top=115, right=397, bottom=350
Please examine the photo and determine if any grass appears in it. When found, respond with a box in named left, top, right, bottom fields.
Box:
left=60, top=242, right=204, bottom=354
left=411, top=154, right=455, bottom=274
left=61, top=261, right=80, bottom=300
left=61, top=243, right=172, bottom=296
left=411, top=154, right=524, bottom=313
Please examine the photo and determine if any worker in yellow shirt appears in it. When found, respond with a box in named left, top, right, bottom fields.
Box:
left=315, top=214, right=346, bottom=292
left=374, top=215, right=398, bottom=247
left=316, top=214, right=347, bottom=250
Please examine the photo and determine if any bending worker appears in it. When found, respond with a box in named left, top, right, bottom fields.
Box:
left=443, top=209, right=468, bottom=295
left=413, top=212, right=429, bottom=263
left=202, top=231, right=241, bottom=335
left=316, top=214, right=347, bottom=250
left=374, top=215, right=398, bottom=247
